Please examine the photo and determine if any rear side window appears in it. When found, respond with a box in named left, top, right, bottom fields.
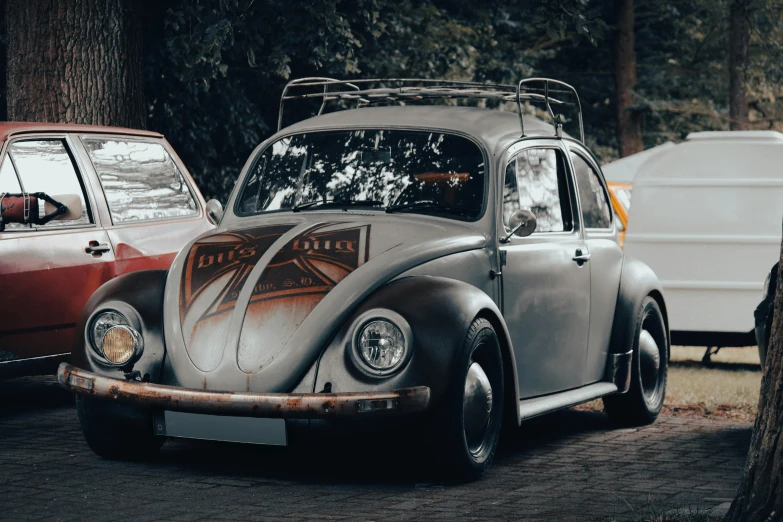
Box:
left=82, top=138, right=198, bottom=224
left=2, top=139, right=92, bottom=228
left=503, top=148, right=572, bottom=233
left=570, top=152, right=612, bottom=229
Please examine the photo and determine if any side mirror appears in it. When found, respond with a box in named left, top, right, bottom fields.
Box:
left=500, top=209, right=537, bottom=243
left=205, top=199, right=223, bottom=225
left=46, top=194, right=83, bottom=221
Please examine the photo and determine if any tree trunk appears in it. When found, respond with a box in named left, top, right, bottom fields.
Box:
left=613, top=0, right=642, bottom=158
left=726, top=235, right=783, bottom=521
left=729, top=0, right=750, bottom=131
left=6, top=0, right=145, bottom=129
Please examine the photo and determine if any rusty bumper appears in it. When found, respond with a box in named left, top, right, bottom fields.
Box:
left=57, top=363, right=431, bottom=419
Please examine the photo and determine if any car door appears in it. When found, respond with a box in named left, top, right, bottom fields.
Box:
left=74, top=135, right=212, bottom=276
left=568, top=147, right=624, bottom=385
left=499, top=142, right=591, bottom=398
left=0, top=136, right=115, bottom=362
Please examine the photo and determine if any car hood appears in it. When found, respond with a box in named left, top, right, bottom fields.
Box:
left=162, top=213, right=486, bottom=392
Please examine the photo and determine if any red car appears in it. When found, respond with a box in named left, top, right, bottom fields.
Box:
left=0, top=123, right=218, bottom=377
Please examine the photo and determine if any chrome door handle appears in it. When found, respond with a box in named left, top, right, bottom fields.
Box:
left=573, top=249, right=591, bottom=264
left=85, top=242, right=111, bottom=255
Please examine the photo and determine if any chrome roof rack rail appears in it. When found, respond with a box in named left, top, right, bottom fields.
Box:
left=517, top=78, right=584, bottom=143
left=277, top=77, right=585, bottom=143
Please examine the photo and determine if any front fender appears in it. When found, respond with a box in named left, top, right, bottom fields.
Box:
left=609, top=258, right=670, bottom=390
left=71, top=270, right=168, bottom=382
left=312, top=275, right=520, bottom=421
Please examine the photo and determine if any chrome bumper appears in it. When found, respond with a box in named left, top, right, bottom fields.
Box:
left=57, top=363, right=431, bottom=418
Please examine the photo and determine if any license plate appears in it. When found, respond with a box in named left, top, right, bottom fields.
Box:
left=156, top=411, right=287, bottom=446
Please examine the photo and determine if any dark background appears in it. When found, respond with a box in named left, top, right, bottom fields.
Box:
left=2, top=0, right=782, bottom=203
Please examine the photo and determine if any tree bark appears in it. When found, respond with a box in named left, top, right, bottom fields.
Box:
left=613, top=0, right=642, bottom=158
left=6, top=0, right=145, bottom=129
left=726, top=233, right=783, bottom=521
left=729, top=0, right=750, bottom=131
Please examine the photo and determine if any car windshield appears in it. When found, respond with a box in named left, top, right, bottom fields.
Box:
left=236, top=130, right=485, bottom=220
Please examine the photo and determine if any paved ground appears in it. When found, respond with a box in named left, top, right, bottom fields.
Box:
left=0, top=376, right=751, bottom=521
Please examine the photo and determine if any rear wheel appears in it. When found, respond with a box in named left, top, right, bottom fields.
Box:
left=603, top=297, right=668, bottom=425
left=76, top=396, right=164, bottom=460
left=432, top=318, right=504, bottom=481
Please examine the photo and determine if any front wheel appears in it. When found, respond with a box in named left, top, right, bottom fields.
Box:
left=603, top=296, right=668, bottom=425
left=432, top=318, right=504, bottom=481
left=76, top=396, right=164, bottom=460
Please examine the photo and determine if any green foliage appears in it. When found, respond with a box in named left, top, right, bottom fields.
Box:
left=144, top=0, right=783, bottom=202
left=145, top=0, right=607, bottom=202
left=547, top=0, right=783, bottom=157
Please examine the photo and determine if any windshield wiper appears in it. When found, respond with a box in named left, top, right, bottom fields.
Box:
left=386, top=201, right=475, bottom=217
left=292, top=199, right=384, bottom=212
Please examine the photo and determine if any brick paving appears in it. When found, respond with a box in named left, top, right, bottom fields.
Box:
left=0, top=376, right=751, bottom=521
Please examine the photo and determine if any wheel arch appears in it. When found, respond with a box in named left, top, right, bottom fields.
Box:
left=647, top=288, right=670, bottom=359
left=71, top=269, right=168, bottom=381
left=610, top=258, right=669, bottom=354
left=474, top=307, right=521, bottom=426
left=312, top=275, right=520, bottom=422
left=607, top=258, right=670, bottom=393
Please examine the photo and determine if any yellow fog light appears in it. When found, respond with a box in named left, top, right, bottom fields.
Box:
left=101, top=325, right=141, bottom=365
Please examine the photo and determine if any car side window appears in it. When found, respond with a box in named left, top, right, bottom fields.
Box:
left=82, top=138, right=198, bottom=224
left=5, top=139, right=92, bottom=228
left=570, top=152, right=611, bottom=229
left=503, top=148, right=572, bottom=233
left=502, top=159, right=521, bottom=227
left=0, top=155, right=24, bottom=230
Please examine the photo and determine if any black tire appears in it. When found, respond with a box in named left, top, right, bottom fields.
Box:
left=603, top=296, right=668, bottom=426
left=76, top=396, right=164, bottom=460
left=432, top=318, right=504, bottom=482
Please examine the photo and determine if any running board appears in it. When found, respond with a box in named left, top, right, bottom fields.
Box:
left=518, top=382, right=618, bottom=421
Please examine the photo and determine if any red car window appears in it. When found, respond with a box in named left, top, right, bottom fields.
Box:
left=82, top=138, right=198, bottom=224
left=4, top=139, right=92, bottom=228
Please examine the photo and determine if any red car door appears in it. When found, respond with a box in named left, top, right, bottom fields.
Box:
left=0, top=136, right=115, bottom=364
left=75, top=135, right=212, bottom=276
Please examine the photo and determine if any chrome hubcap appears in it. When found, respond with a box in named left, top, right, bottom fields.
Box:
left=639, top=329, right=661, bottom=402
left=463, top=361, right=493, bottom=454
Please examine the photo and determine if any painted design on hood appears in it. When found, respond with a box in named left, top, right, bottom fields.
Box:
left=237, top=223, right=371, bottom=373
left=180, top=224, right=295, bottom=371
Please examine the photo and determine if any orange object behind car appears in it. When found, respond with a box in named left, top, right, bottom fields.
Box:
left=607, top=182, right=632, bottom=247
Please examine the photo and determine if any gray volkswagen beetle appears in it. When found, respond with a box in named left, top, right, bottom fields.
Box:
left=59, top=78, right=669, bottom=480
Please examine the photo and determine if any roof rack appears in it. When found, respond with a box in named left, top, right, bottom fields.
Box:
left=277, top=77, right=585, bottom=143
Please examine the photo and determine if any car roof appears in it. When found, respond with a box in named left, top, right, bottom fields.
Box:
left=279, top=106, right=561, bottom=156
left=0, top=122, right=162, bottom=141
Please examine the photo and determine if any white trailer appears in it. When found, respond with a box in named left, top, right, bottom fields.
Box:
left=624, top=131, right=783, bottom=347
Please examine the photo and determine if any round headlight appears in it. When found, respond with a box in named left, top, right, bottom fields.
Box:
left=358, top=320, right=406, bottom=371
left=89, top=310, right=142, bottom=365
left=102, top=325, right=140, bottom=365
left=91, top=310, right=129, bottom=350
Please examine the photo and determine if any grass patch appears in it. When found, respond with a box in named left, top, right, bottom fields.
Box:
left=670, top=345, right=761, bottom=366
